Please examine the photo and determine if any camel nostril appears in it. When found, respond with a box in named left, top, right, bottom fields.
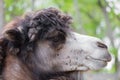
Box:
left=97, top=42, right=107, bottom=49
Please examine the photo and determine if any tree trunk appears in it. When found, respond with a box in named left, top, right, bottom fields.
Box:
left=73, top=0, right=85, bottom=34
left=31, top=0, right=35, bottom=11
left=98, top=0, right=119, bottom=79
left=0, top=0, right=4, bottom=31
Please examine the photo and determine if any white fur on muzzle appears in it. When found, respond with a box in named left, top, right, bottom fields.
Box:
left=54, top=32, right=111, bottom=71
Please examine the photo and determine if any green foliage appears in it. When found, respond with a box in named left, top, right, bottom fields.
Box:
left=109, top=47, right=118, bottom=72
left=4, top=0, right=31, bottom=22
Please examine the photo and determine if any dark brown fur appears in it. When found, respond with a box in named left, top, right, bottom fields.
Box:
left=0, top=8, right=73, bottom=80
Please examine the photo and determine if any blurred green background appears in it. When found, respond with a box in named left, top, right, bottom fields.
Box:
left=0, top=0, right=120, bottom=80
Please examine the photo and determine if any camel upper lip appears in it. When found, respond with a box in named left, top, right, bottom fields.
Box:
left=86, top=56, right=111, bottom=62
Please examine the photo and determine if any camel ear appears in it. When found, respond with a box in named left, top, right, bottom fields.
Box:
left=3, top=26, right=28, bottom=45
left=3, top=18, right=29, bottom=44
left=4, top=29, right=22, bottom=42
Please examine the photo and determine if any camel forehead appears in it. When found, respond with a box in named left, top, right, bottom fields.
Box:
left=60, top=32, right=101, bottom=51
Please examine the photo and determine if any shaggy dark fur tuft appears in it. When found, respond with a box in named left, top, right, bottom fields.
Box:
left=0, top=8, right=73, bottom=80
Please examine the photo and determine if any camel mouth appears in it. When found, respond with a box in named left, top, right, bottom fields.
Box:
left=86, top=55, right=111, bottom=62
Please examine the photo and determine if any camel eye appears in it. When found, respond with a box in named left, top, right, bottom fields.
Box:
left=47, top=36, right=60, bottom=43
left=52, top=37, right=60, bottom=42
left=47, top=34, right=65, bottom=43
